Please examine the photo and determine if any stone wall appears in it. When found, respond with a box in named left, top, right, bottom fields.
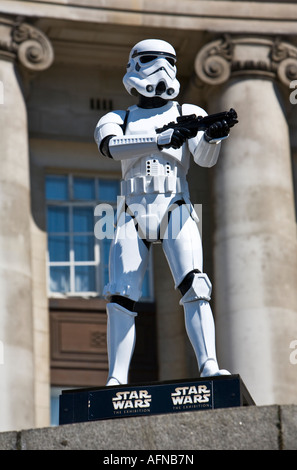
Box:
left=0, top=405, right=296, bottom=450
left=1, top=0, right=297, bottom=433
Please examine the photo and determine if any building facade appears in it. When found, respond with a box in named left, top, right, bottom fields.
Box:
left=0, top=0, right=297, bottom=432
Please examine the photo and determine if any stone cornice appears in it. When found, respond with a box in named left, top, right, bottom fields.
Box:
left=194, top=35, right=297, bottom=87
left=1, top=1, right=297, bottom=35
left=0, top=16, right=54, bottom=71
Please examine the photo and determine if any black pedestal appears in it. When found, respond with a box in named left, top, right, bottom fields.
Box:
left=59, top=374, right=255, bottom=425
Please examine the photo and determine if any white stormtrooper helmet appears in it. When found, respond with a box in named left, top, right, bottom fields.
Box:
left=123, top=39, right=180, bottom=99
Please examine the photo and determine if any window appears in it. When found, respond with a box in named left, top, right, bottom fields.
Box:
left=46, top=174, right=153, bottom=299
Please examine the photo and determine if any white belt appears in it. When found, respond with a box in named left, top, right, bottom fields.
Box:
left=120, top=175, right=185, bottom=196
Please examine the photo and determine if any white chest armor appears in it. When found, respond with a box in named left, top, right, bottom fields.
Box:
left=122, top=102, right=189, bottom=180
left=94, top=101, right=221, bottom=199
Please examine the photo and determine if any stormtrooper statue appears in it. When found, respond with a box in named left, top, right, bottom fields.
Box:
left=94, top=39, right=232, bottom=386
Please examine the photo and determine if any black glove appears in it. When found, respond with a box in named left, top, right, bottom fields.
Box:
left=161, top=127, right=195, bottom=149
left=204, top=120, right=230, bottom=142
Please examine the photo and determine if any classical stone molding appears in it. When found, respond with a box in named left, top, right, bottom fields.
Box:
left=195, top=35, right=297, bottom=87
left=194, top=35, right=233, bottom=86
left=0, top=16, right=54, bottom=71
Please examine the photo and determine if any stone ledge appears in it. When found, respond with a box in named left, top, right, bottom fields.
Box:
left=1, top=1, right=297, bottom=35
left=0, top=404, right=297, bottom=450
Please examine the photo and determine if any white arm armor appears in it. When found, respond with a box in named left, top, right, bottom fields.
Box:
left=94, top=110, right=125, bottom=157
left=108, top=135, right=159, bottom=160
left=181, top=104, right=222, bottom=168
left=189, top=132, right=221, bottom=168
left=94, top=110, right=174, bottom=161
left=94, top=106, right=222, bottom=166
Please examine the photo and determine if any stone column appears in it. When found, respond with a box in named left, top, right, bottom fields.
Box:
left=153, top=244, right=190, bottom=381
left=0, top=16, right=53, bottom=431
left=194, top=36, right=297, bottom=405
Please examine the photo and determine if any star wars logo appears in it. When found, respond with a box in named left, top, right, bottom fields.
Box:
left=171, top=384, right=211, bottom=406
left=112, top=389, right=152, bottom=411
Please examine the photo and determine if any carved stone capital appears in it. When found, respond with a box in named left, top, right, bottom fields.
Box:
left=0, top=16, right=54, bottom=71
left=195, top=35, right=297, bottom=87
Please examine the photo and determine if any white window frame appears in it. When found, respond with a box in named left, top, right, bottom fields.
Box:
left=46, top=173, right=154, bottom=300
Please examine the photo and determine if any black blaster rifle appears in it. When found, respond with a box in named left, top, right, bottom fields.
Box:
left=156, top=107, right=238, bottom=138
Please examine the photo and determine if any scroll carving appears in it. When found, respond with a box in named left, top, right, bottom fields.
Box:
left=194, top=36, right=233, bottom=86
left=271, top=39, right=297, bottom=86
left=195, top=35, right=297, bottom=87
left=0, top=16, right=54, bottom=71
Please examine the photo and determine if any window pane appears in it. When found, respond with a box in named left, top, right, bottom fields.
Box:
left=47, top=207, right=69, bottom=233
left=73, top=177, right=95, bottom=200
left=73, top=207, right=94, bottom=232
left=98, top=180, right=119, bottom=202
left=103, top=239, right=111, bottom=265
left=103, top=266, right=109, bottom=288
left=74, top=235, right=94, bottom=261
left=50, top=266, right=70, bottom=292
left=75, top=266, right=96, bottom=292
left=48, top=235, right=70, bottom=262
left=141, top=270, right=151, bottom=299
left=46, top=175, right=68, bottom=200
left=102, top=239, right=111, bottom=286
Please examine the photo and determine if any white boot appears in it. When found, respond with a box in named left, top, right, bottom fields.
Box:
left=106, top=302, right=137, bottom=386
left=180, top=273, right=230, bottom=377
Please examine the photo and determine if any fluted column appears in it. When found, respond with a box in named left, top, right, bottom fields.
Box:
left=194, top=36, right=297, bottom=405
left=0, top=16, right=53, bottom=431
